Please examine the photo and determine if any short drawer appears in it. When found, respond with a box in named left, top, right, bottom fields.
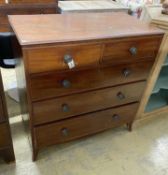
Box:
left=0, top=123, right=10, bottom=148
left=30, top=61, right=153, bottom=101
left=102, top=36, right=162, bottom=65
left=33, top=81, right=145, bottom=125
left=34, top=103, right=138, bottom=148
left=25, top=44, right=102, bottom=74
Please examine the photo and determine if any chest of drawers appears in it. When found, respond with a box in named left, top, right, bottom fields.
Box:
left=9, top=12, right=164, bottom=161
left=0, top=71, right=15, bottom=163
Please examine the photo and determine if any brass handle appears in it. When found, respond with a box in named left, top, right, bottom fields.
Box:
left=122, top=68, right=131, bottom=77
left=129, top=47, right=137, bottom=55
left=112, top=114, right=120, bottom=120
left=64, top=54, right=75, bottom=69
left=62, top=104, right=70, bottom=112
left=61, top=128, right=69, bottom=137
left=117, top=92, right=125, bottom=100
left=62, top=79, right=71, bottom=88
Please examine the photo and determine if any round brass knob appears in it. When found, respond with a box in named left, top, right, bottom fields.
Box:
left=64, top=54, right=75, bottom=69
left=112, top=114, right=120, bottom=120
left=64, top=54, right=73, bottom=64
left=117, top=92, right=125, bottom=100
left=62, top=79, right=71, bottom=88
left=61, top=128, right=69, bottom=137
left=62, top=104, right=70, bottom=112
left=129, top=47, right=137, bottom=55
left=123, top=68, right=131, bottom=77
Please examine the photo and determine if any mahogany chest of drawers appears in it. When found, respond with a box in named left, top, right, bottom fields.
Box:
left=0, top=70, right=15, bottom=163
left=9, top=12, right=164, bottom=160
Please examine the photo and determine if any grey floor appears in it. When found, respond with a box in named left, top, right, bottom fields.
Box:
left=0, top=113, right=168, bottom=175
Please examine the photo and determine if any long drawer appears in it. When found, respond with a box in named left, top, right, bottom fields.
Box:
left=34, top=103, right=138, bottom=148
left=0, top=123, right=10, bottom=148
left=33, top=81, right=145, bottom=125
left=102, top=36, right=162, bottom=66
left=30, top=61, right=153, bottom=101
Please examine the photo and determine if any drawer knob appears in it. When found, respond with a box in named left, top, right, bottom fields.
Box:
left=62, top=104, right=70, bottom=112
left=62, top=79, right=71, bottom=88
left=112, top=114, right=120, bottom=120
left=123, top=68, right=131, bottom=77
left=64, top=54, right=75, bottom=69
left=129, top=47, right=137, bottom=55
left=117, top=92, right=125, bottom=100
left=61, top=128, right=69, bottom=137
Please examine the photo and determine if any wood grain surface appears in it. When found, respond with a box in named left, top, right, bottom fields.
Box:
left=30, top=61, right=153, bottom=101
left=34, top=103, right=138, bottom=149
left=32, top=82, right=145, bottom=125
left=9, top=12, right=164, bottom=45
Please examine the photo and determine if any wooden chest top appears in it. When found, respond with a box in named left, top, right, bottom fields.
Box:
left=9, top=12, right=164, bottom=46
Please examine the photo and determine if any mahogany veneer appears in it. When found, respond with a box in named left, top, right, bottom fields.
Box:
left=35, top=103, right=139, bottom=148
left=9, top=12, right=164, bottom=160
left=30, top=61, right=153, bottom=101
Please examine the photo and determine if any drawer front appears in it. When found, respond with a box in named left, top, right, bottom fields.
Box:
left=26, top=44, right=102, bottom=74
left=34, top=103, right=138, bottom=148
left=102, top=36, right=162, bottom=65
left=30, top=61, right=153, bottom=101
left=33, top=81, right=145, bottom=125
left=0, top=123, right=10, bottom=148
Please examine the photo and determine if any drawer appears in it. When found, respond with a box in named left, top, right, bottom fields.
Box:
left=30, top=61, right=153, bottom=101
left=34, top=103, right=138, bottom=148
left=25, top=44, right=102, bottom=74
left=0, top=123, right=10, bottom=148
left=102, top=36, right=162, bottom=65
left=33, top=81, right=145, bottom=125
